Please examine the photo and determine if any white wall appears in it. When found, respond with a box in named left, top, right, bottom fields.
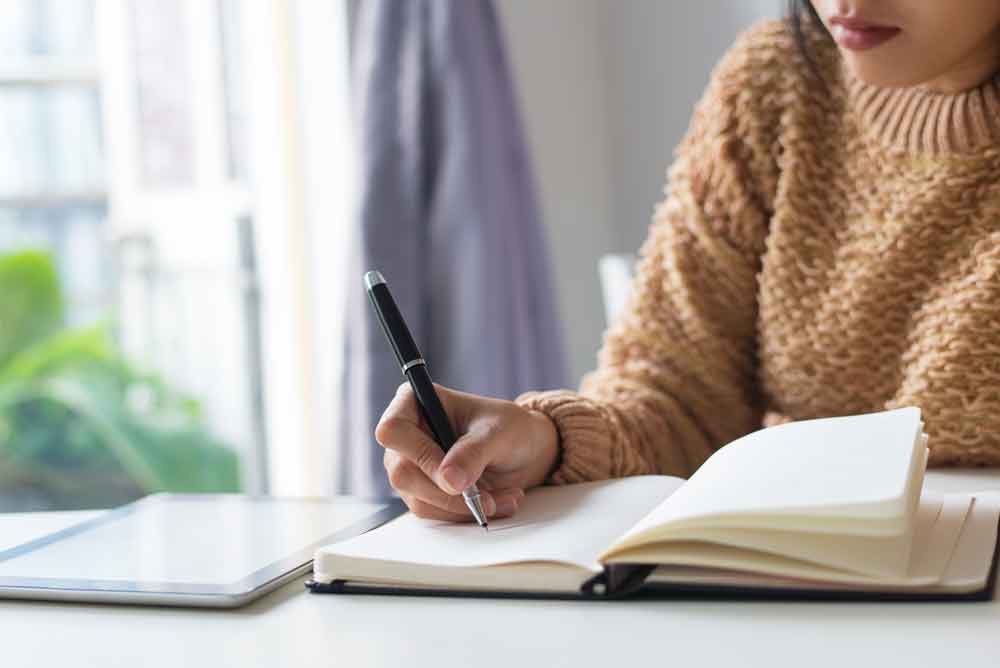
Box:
left=497, top=1, right=779, bottom=384
left=495, top=0, right=615, bottom=388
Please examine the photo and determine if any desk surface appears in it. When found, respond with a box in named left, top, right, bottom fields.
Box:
left=2, top=470, right=1000, bottom=668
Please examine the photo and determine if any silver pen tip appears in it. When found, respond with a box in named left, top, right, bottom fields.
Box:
left=463, top=488, right=489, bottom=529
left=363, top=271, right=385, bottom=291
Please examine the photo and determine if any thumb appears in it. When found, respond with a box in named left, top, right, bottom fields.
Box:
left=436, top=430, right=499, bottom=495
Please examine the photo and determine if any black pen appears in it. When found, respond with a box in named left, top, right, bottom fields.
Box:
left=364, top=271, right=489, bottom=530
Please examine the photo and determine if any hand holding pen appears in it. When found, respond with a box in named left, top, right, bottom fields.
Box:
left=366, top=271, right=560, bottom=526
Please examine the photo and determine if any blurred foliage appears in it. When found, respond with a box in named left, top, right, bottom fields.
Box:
left=0, top=249, right=239, bottom=510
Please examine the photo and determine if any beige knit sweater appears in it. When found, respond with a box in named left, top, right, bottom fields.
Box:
left=517, top=19, right=1000, bottom=483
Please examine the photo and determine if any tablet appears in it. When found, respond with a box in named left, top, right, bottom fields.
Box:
left=0, top=494, right=405, bottom=607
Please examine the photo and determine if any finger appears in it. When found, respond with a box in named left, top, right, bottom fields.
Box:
left=491, top=488, right=525, bottom=517
left=386, top=453, right=525, bottom=519
left=375, top=384, right=445, bottom=479
left=386, top=453, right=498, bottom=516
left=376, top=381, right=475, bottom=445
left=404, top=490, right=523, bottom=522
left=436, top=429, right=504, bottom=495
left=402, top=495, right=474, bottom=522
left=377, top=381, right=467, bottom=439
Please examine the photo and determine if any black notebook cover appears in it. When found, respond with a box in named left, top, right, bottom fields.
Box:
left=305, top=515, right=1000, bottom=602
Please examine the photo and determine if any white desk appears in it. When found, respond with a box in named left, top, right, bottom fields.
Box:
left=2, top=470, right=1000, bottom=668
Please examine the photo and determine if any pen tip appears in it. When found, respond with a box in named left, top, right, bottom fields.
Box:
left=483, top=523, right=489, bottom=532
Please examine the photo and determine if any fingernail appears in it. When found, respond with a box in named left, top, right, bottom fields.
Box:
left=481, top=492, right=497, bottom=516
left=495, top=496, right=518, bottom=516
left=439, top=466, right=467, bottom=494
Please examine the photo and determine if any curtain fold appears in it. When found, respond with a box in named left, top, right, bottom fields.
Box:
left=338, top=0, right=567, bottom=495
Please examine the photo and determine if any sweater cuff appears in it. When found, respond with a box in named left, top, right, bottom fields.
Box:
left=515, top=389, right=615, bottom=485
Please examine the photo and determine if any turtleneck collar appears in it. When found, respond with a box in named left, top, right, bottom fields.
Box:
left=842, top=61, right=1000, bottom=154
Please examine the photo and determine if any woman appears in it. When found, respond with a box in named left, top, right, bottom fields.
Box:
left=376, top=1, right=1000, bottom=521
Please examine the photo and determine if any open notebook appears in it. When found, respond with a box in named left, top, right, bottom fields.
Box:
left=308, top=408, right=1000, bottom=600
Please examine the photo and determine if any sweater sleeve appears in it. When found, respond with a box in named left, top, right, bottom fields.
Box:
left=517, top=24, right=781, bottom=483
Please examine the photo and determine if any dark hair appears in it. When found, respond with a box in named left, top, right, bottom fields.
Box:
left=787, top=0, right=825, bottom=40
left=787, top=0, right=830, bottom=81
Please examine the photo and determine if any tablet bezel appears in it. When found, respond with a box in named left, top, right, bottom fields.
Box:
left=0, top=493, right=407, bottom=607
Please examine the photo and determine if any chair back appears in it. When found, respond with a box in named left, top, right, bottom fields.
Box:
left=598, top=253, right=636, bottom=326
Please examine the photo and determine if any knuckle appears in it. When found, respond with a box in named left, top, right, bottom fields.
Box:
left=400, top=494, right=420, bottom=514
left=473, top=420, right=502, bottom=449
left=374, top=415, right=400, bottom=447
left=450, top=437, right=486, bottom=469
left=386, top=459, right=413, bottom=490
left=413, top=441, right=438, bottom=474
left=409, top=500, right=436, bottom=520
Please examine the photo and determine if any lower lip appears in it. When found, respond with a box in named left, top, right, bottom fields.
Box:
left=831, top=25, right=901, bottom=51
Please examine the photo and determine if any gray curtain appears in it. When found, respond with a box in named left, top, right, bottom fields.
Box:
left=338, top=0, right=567, bottom=496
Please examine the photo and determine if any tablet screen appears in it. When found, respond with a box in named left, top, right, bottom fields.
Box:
left=0, top=495, right=390, bottom=587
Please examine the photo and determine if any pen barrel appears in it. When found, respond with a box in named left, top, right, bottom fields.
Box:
left=406, top=364, right=458, bottom=453
left=366, top=282, right=422, bottom=368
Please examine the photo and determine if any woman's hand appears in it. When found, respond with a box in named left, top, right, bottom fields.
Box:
left=376, top=383, right=559, bottom=522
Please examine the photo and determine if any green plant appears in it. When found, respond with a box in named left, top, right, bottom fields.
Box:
left=0, top=249, right=239, bottom=510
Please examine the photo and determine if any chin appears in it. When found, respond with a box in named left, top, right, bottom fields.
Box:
left=839, top=55, right=929, bottom=89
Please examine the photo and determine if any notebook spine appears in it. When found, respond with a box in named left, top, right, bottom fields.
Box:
left=304, top=579, right=345, bottom=593
left=581, top=564, right=657, bottom=598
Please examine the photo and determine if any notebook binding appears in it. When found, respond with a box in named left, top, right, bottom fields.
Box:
left=581, top=564, right=657, bottom=598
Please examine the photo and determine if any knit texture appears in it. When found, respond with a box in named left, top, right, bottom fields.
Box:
left=517, top=19, right=1000, bottom=483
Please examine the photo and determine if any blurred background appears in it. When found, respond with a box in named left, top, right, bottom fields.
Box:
left=0, top=0, right=778, bottom=511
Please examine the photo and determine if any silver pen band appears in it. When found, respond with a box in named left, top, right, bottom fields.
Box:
left=401, top=358, right=426, bottom=374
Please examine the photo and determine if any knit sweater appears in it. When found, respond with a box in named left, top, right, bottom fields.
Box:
left=516, top=19, right=1000, bottom=483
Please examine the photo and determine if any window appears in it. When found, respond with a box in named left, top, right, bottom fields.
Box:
left=0, top=0, right=106, bottom=326
left=0, top=0, right=247, bottom=511
left=0, top=0, right=354, bottom=511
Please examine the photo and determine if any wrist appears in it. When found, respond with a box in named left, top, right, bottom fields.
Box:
left=527, top=409, right=561, bottom=485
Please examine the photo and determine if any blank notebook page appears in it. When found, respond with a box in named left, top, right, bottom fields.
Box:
left=316, top=476, right=683, bottom=571
left=627, top=407, right=923, bottom=535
